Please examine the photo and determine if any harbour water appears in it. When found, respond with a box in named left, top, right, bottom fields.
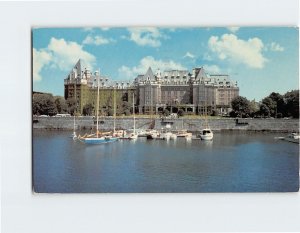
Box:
left=33, top=131, right=299, bottom=193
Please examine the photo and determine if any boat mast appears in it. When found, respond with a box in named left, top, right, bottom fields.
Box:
left=73, top=114, right=76, bottom=134
left=96, top=69, right=100, bottom=138
left=113, top=87, right=116, bottom=134
left=133, top=92, right=135, bottom=134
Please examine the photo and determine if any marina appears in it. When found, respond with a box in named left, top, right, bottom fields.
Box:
left=33, top=130, right=299, bottom=193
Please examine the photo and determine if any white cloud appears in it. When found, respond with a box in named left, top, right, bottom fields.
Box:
left=203, top=53, right=213, bottom=61
left=227, top=27, right=240, bottom=33
left=183, top=52, right=195, bottom=59
left=203, top=64, right=221, bottom=74
left=269, top=42, right=284, bottom=52
left=127, top=27, right=165, bottom=47
left=82, top=35, right=115, bottom=45
left=47, top=38, right=96, bottom=71
left=118, top=56, right=186, bottom=79
left=100, top=27, right=110, bottom=31
left=208, top=33, right=267, bottom=69
left=33, top=48, right=52, bottom=82
left=33, top=37, right=96, bottom=82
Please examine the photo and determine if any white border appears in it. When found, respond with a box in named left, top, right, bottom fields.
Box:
left=1, top=1, right=299, bottom=232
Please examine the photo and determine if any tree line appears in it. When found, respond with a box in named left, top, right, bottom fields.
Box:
left=33, top=90, right=299, bottom=118
left=230, top=90, right=299, bottom=118
left=32, top=93, right=133, bottom=116
left=33, top=93, right=75, bottom=116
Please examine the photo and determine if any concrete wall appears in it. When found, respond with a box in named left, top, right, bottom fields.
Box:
left=33, top=116, right=299, bottom=132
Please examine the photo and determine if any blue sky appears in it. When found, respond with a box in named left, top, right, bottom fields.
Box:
left=33, top=27, right=298, bottom=101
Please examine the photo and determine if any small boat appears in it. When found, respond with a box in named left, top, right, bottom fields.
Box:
left=283, top=133, right=299, bottom=144
left=199, top=128, right=213, bottom=141
left=146, top=130, right=159, bottom=139
left=78, top=69, right=118, bottom=145
left=129, top=93, right=138, bottom=140
left=160, top=129, right=177, bottom=140
left=113, top=130, right=127, bottom=138
left=78, top=134, right=117, bottom=144
left=137, top=129, right=148, bottom=137
left=176, top=130, right=192, bottom=138
left=128, top=132, right=138, bottom=140
left=71, top=131, right=77, bottom=140
left=71, top=114, right=77, bottom=140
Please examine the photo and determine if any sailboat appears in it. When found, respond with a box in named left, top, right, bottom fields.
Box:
left=199, top=92, right=213, bottom=141
left=78, top=69, right=118, bottom=144
left=105, top=87, right=119, bottom=141
left=71, top=114, right=77, bottom=140
left=128, top=93, right=138, bottom=139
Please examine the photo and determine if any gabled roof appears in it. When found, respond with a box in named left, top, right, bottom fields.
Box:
left=66, top=59, right=82, bottom=80
left=135, top=67, right=156, bottom=82
left=194, top=67, right=207, bottom=81
left=73, top=59, right=82, bottom=77
left=144, top=67, right=155, bottom=81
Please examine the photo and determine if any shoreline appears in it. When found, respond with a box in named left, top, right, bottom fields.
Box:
left=33, top=117, right=299, bottom=133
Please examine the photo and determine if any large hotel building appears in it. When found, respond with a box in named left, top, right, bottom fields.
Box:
left=64, top=59, right=239, bottom=115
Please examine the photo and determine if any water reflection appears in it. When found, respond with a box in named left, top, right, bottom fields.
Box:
left=33, top=131, right=299, bottom=193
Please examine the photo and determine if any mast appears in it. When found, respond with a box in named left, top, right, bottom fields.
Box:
left=113, top=87, right=116, bottom=134
left=73, top=114, right=76, bottom=134
left=133, top=93, right=135, bottom=134
left=96, top=69, right=100, bottom=137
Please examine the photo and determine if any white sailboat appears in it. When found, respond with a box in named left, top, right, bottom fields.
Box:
left=78, top=69, right=118, bottom=144
left=200, top=93, right=213, bottom=141
left=71, top=114, right=77, bottom=140
left=128, top=93, right=138, bottom=139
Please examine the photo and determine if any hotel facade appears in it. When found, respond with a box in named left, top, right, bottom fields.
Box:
left=64, top=59, right=239, bottom=115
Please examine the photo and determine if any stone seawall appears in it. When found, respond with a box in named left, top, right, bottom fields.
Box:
left=33, top=116, right=299, bottom=132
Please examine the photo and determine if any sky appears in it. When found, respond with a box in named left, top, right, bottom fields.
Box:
left=32, top=27, right=299, bottom=101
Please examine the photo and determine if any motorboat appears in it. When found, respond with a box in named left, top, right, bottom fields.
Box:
left=199, top=128, right=213, bottom=141
left=284, top=132, right=299, bottom=144
left=137, top=129, right=148, bottom=137
left=160, top=131, right=177, bottom=140
left=146, top=130, right=159, bottom=139
left=176, top=130, right=192, bottom=138
left=128, top=132, right=138, bottom=140
left=113, top=130, right=127, bottom=138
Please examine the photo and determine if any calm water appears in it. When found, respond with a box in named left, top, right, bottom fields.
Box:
left=33, top=131, right=299, bottom=193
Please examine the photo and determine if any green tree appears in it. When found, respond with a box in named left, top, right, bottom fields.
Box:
left=32, top=93, right=57, bottom=116
left=249, top=100, right=259, bottom=117
left=124, top=109, right=131, bottom=116
left=54, top=96, right=68, bottom=113
left=177, top=109, right=185, bottom=117
left=66, top=97, right=76, bottom=115
left=82, top=103, right=94, bottom=116
left=162, top=109, right=170, bottom=116
left=259, top=103, right=270, bottom=117
left=261, top=97, right=277, bottom=117
left=268, top=92, right=285, bottom=115
left=107, top=108, right=114, bottom=116
left=231, top=96, right=251, bottom=117
left=284, top=90, right=299, bottom=118
left=122, top=101, right=131, bottom=113
left=211, top=109, right=219, bottom=116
